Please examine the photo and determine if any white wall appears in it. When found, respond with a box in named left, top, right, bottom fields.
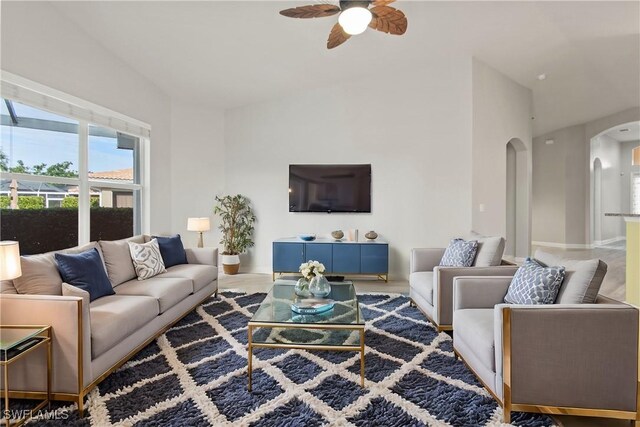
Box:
left=1, top=1, right=173, bottom=233
left=169, top=102, right=225, bottom=248
left=532, top=125, right=586, bottom=245
left=471, top=59, right=533, bottom=258
left=591, top=134, right=624, bottom=241
left=224, top=59, right=473, bottom=278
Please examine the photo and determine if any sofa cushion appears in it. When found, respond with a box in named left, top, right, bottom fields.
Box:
left=55, top=249, right=114, bottom=302
left=454, top=309, right=496, bottom=372
left=469, top=232, right=505, bottom=267
left=99, top=236, right=145, bottom=287
left=534, top=250, right=607, bottom=304
left=153, top=235, right=187, bottom=268
left=440, top=239, right=478, bottom=267
left=159, top=264, right=218, bottom=293
left=409, top=272, right=434, bottom=305
left=505, top=258, right=565, bottom=305
left=90, top=295, right=159, bottom=358
left=0, top=280, right=17, bottom=294
left=115, top=276, right=192, bottom=313
left=13, top=253, right=62, bottom=295
left=128, top=239, right=166, bottom=280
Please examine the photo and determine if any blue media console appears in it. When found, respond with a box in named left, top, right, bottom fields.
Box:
left=272, top=238, right=389, bottom=282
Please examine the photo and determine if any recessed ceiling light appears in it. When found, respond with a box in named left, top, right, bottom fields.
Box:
left=619, top=128, right=630, bottom=132
left=537, top=73, right=547, bottom=81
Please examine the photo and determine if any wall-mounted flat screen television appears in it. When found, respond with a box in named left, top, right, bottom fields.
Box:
left=289, top=164, right=371, bottom=213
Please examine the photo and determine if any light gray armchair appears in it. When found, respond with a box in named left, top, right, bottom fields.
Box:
left=452, top=275, right=639, bottom=424
left=409, top=233, right=517, bottom=330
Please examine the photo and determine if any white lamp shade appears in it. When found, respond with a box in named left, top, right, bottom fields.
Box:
left=187, top=217, right=211, bottom=232
left=338, top=7, right=372, bottom=35
left=633, top=146, right=640, bottom=166
left=0, top=241, right=22, bottom=280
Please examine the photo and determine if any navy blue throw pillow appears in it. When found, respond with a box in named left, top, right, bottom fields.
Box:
left=152, top=234, right=187, bottom=268
left=55, top=248, right=114, bottom=302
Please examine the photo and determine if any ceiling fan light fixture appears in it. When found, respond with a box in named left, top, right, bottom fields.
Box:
left=338, top=7, right=372, bottom=35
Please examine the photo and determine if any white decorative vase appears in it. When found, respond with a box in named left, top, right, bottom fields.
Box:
left=222, top=254, right=240, bottom=275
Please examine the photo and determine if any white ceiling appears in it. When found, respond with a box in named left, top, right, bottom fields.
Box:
left=603, top=121, right=640, bottom=142
left=50, top=1, right=640, bottom=136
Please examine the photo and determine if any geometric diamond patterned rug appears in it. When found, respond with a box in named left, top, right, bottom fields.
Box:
left=22, top=291, right=555, bottom=426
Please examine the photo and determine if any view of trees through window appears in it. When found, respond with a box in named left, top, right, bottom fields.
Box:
left=0, top=98, right=142, bottom=254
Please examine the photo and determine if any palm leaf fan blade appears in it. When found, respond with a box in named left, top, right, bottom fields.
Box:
left=368, top=6, right=407, bottom=35
left=371, top=0, right=396, bottom=5
left=280, top=4, right=341, bottom=18
left=327, top=23, right=351, bottom=49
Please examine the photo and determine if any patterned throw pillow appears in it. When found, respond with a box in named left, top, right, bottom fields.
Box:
left=439, top=238, right=478, bottom=267
left=504, top=258, right=565, bottom=304
left=128, top=239, right=166, bottom=280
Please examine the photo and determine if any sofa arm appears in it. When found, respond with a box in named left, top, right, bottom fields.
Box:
left=410, top=248, right=445, bottom=273
left=453, top=276, right=513, bottom=311
left=497, top=303, right=638, bottom=412
left=0, top=294, right=90, bottom=394
left=434, top=266, right=517, bottom=325
left=186, top=247, right=218, bottom=266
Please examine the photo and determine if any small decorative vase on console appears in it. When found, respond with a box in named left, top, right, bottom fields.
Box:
left=295, top=277, right=311, bottom=298
left=309, top=274, right=331, bottom=298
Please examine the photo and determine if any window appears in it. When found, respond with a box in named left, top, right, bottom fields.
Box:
left=632, top=172, right=640, bottom=215
left=1, top=75, right=149, bottom=255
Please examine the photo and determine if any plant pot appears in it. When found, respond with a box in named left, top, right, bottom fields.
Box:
left=222, top=254, right=240, bottom=275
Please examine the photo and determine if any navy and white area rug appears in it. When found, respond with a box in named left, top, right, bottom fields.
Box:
left=25, top=291, right=555, bottom=426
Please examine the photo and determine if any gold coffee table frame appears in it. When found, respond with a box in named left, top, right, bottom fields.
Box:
left=1, top=325, right=52, bottom=427
left=247, top=281, right=365, bottom=391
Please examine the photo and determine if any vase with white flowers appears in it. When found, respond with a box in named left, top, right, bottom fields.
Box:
left=295, top=260, right=328, bottom=298
left=299, top=260, right=331, bottom=298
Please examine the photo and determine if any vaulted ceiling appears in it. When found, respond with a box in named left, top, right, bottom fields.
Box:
left=50, top=1, right=640, bottom=136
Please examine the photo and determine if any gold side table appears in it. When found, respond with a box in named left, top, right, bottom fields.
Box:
left=1, top=325, right=52, bottom=427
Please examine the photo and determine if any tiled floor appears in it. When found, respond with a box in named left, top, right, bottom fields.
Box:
left=219, top=261, right=629, bottom=427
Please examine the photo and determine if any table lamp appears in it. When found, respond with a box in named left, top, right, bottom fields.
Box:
left=187, top=217, right=211, bottom=248
left=0, top=241, right=21, bottom=280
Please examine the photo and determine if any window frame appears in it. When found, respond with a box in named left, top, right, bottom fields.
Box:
left=1, top=72, right=151, bottom=245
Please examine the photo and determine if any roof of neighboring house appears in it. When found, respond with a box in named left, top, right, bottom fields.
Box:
left=88, top=168, right=133, bottom=181
left=0, top=180, right=68, bottom=193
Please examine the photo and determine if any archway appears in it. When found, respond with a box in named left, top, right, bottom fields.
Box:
left=506, top=138, right=529, bottom=258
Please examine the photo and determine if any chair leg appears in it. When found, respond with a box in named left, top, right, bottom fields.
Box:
left=409, top=299, right=416, bottom=307
left=503, top=409, right=510, bottom=424
left=77, top=393, right=84, bottom=417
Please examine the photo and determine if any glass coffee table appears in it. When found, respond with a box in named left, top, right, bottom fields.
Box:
left=247, top=279, right=365, bottom=390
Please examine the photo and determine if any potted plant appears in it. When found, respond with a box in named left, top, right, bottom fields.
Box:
left=214, top=194, right=256, bottom=275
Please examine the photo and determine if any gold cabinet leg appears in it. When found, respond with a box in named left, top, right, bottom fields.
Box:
left=248, top=325, right=253, bottom=391
left=360, top=329, right=365, bottom=388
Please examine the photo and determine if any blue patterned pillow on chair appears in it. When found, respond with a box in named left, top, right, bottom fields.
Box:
left=504, top=258, right=565, bottom=304
left=439, top=238, right=478, bottom=267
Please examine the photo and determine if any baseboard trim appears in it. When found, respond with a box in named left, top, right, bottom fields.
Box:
left=532, top=236, right=625, bottom=250
left=532, top=241, right=593, bottom=249
left=592, top=236, right=626, bottom=247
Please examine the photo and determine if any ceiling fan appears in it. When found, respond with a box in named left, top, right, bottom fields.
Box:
left=280, top=0, right=408, bottom=49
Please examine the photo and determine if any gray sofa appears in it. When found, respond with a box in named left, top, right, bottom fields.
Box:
left=0, top=235, right=218, bottom=414
left=452, top=251, right=639, bottom=424
left=409, top=233, right=518, bottom=330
